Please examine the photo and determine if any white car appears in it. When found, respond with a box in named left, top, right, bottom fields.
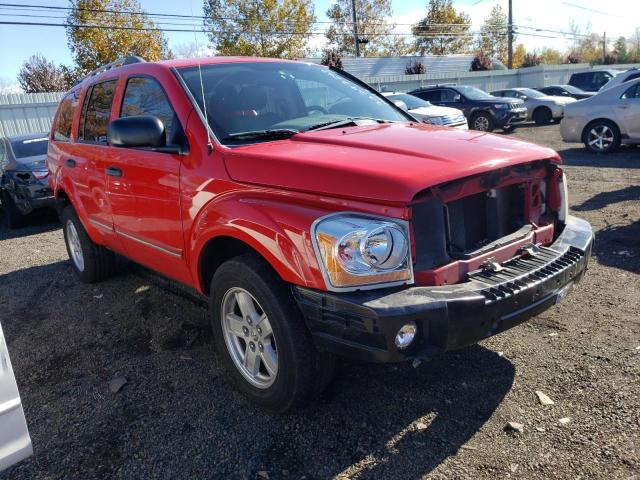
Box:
left=0, top=322, right=32, bottom=472
left=561, top=78, right=640, bottom=153
left=382, top=92, right=468, bottom=129
left=491, top=88, right=576, bottom=125
left=599, top=68, right=640, bottom=92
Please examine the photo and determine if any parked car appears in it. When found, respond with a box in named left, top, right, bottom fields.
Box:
left=381, top=92, right=468, bottom=129
left=536, top=85, right=595, bottom=100
left=0, top=321, right=33, bottom=471
left=408, top=85, right=527, bottom=132
left=0, top=133, right=54, bottom=228
left=599, top=67, right=640, bottom=92
left=568, top=69, right=620, bottom=92
left=49, top=56, right=593, bottom=412
left=561, top=78, right=640, bottom=153
left=490, top=87, right=576, bottom=125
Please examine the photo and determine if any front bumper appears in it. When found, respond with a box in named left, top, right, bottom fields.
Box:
left=2, top=174, right=54, bottom=215
left=496, top=108, right=528, bottom=127
left=294, top=216, right=593, bottom=363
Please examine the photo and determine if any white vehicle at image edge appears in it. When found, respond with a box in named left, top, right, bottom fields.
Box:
left=490, top=88, right=576, bottom=125
left=0, top=322, right=32, bottom=471
left=382, top=92, right=468, bottom=129
left=561, top=78, right=640, bottom=153
left=599, top=68, right=640, bottom=92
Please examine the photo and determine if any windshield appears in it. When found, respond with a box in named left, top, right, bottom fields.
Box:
left=10, top=137, right=48, bottom=159
left=177, top=62, right=407, bottom=145
left=561, top=85, right=583, bottom=94
left=517, top=88, right=544, bottom=98
left=456, top=85, right=494, bottom=100
left=387, top=94, right=430, bottom=110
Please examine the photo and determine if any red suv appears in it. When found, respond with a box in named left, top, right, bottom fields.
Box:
left=48, top=56, right=593, bottom=411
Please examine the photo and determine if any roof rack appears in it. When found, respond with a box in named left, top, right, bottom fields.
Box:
left=73, top=56, right=145, bottom=86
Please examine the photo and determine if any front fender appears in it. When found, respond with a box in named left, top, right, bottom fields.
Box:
left=189, top=192, right=330, bottom=293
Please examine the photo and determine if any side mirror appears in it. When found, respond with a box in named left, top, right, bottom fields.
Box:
left=520, top=95, right=528, bottom=101
left=108, top=115, right=182, bottom=154
left=453, top=94, right=462, bottom=102
left=393, top=100, right=409, bottom=112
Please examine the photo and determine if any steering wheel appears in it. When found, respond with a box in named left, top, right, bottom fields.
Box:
left=306, top=105, right=328, bottom=115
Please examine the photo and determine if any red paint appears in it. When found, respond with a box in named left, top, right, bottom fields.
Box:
left=48, top=57, right=565, bottom=295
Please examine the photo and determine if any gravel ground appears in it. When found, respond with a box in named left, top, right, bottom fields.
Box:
left=1, top=124, right=639, bottom=480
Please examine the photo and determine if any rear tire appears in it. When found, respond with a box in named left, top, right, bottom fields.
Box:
left=471, top=112, right=494, bottom=132
left=61, top=205, right=116, bottom=283
left=210, top=252, right=334, bottom=412
left=582, top=120, right=621, bottom=154
left=1, top=190, right=26, bottom=229
left=533, top=107, right=552, bottom=125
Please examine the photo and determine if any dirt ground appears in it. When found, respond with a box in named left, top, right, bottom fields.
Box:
left=1, top=124, right=638, bottom=480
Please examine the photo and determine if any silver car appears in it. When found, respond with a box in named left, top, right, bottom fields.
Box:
left=382, top=92, right=468, bottom=129
left=561, top=78, right=640, bottom=153
left=491, top=88, right=576, bottom=125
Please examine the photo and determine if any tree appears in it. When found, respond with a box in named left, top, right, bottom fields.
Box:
left=324, top=0, right=406, bottom=57
left=538, top=48, right=563, bottom=65
left=613, top=37, right=628, bottom=63
left=172, top=42, right=214, bottom=59
left=404, top=59, right=426, bottom=75
left=512, top=43, right=526, bottom=69
left=17, top=55, right=68, bottom=93
left=320, top=50, right=343, bottom=69
left=204, top=0, right=315, bottom=58
left=413, top=0, right=472, bottom=55
left=66, top=0, right=168, bottom=75
left=565, top=51, right=581, bottom=64
left=475, top=5, right=509, bottom=65
left=470, top=52, right=492, bottom=71
left=521, top=52, right=541, bottom=68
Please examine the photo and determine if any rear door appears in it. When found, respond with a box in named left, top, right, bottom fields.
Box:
left=107, top=75, right=190, bottom=284
left=617, top=82, right=640, bottom=139
left=0, top=322, right=32, bottom=471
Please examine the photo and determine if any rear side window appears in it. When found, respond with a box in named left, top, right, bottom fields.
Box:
left=621, top=83, right=640, bottom=99
left=440, top=89, right=459, bottom=102
left=54, top=91, right=78, bottom=141
left=414, top=90, right=438, bottom=102
left=626, top=72, right=640, bottom=82
left=79, top=80, right=117, bottom=143
left=121, top=77, right=175, bottom=144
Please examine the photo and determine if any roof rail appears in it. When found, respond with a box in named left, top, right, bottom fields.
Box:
left=73, top=56, right=145, bottom=86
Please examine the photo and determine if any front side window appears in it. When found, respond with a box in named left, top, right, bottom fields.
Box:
left=79, top=80, right=117, bottom=143
left=121, top=77, right=175, bottom=144
left=440, top=89, right=460, bottom=102
left=177, top=62, right=407, bottom=145
left=621, top=83, right=640, bottom=99
left=54, top=91, right=78, bottom=141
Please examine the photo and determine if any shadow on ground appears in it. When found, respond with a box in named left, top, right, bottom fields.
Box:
left=591, top=219, right=640, bottom=275
left=0, top=207, right=59, bottom=240
left=1, top=261, right=515, bottom=480
left=559, top=145, right=640, bottom=168
left=572, top=185, right=640, bottom=212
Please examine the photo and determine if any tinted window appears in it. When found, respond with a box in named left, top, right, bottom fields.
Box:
left=441, top=89, right=460, bottom=102
left=54, top=91, right=78, bottom=141
left=387, top=94, right=430, bottom=110
left=621, top=83, right=640, bottom=99
left=80, top=80, right=117, bottom=143
left=593, top=72, right=612, bottom=88
left=10, top=137, right=48, bottom=158
left=121, top=77, right=175, bottom=144
left=414, top=90, right=439, bottom=102
left=570, top=73, right=588, bottom=87
left=626, top=72, right=640, bottom=82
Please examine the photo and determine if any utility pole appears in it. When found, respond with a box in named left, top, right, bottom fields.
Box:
left=351, top=0, right=360, bottom=57
left=507, top=0, right=513, bottom=69
left=602, top=32, right=607, bottom=63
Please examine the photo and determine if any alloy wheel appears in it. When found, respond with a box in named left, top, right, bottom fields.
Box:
left=587, top=124, right=614, bottom=152
left=221, top=287, right=278, bottom=389
left=66, top=220, right=85, bottom=272
left=474, top=116, right=490, bottom=131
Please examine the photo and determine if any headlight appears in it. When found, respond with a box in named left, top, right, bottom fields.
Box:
left=425, top=117, right=444, bottom=125
left=494, top=103, right=508, bottom=109
left=312, top=213, right=413, bottom=290
left=559, top=172, right=569, bottom=222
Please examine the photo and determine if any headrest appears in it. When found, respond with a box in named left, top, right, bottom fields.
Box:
left=236, top=86, right=267, bottom=110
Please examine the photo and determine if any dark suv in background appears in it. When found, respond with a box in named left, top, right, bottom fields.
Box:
left=409, top=85, right=527, bottom=132
left=568, top=70, right=620, bottom=92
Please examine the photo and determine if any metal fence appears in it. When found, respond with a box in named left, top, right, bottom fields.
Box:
left=0, top=92, right=64, bottom=138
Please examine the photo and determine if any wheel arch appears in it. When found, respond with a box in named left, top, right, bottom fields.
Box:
left=581, top=117, right=621, bottom=143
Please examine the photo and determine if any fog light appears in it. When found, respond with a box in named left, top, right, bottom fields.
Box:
left=395, top=321, right=417, bottom=350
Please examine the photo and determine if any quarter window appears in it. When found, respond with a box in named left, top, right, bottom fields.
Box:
left=121, top=77, right=175, bottom=144
left=79, top=80, right=117, bottom=143
left=54, top=91, right=78, bottom=141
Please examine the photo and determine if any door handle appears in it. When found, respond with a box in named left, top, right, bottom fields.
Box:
left=65, top=159, right=76, bottom=168
left=617, top=104, right=629, bottom=109
left=105, top=166, right=123, bottom=177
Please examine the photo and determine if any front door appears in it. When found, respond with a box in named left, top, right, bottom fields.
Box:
left=107, top=75, right=190, bottom=284
left=616, top=82, right=640, bottom=139
left=0, top=322, right=32, bottom=471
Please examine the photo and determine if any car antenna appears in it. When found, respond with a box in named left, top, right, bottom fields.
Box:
left=190, top=1, right=213, bottom=154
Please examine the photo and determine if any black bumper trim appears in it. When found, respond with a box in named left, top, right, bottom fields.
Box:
left=294, top=216, right=593, bottom=363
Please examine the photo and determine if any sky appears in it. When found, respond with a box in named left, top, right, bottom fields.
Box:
left=0, top=0, right=637, bottom=89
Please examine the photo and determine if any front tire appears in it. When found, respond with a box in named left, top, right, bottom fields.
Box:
left=210, top=253, right=334, bottom=412
left=471, top=112, right=494, bottom=132
left=583, top=120, right=621, bottom=154
left=61, top=205, right=116, bottom=282
left=533, top=107, right=552, bottom=125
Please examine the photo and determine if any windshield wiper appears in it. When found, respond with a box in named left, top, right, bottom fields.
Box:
left=222, top=128, right=300, bottom=142
left=306, top=117, right=389, bottom=132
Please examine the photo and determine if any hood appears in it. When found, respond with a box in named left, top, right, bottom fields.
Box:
left=540, top=95, right=576, bottom=105
left=223, top=123, right=559, bottom=204
left=409, top=105, right=462, bottom=118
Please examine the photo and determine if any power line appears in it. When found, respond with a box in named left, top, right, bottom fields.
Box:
left=558, top=1, right=626, bottom=19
